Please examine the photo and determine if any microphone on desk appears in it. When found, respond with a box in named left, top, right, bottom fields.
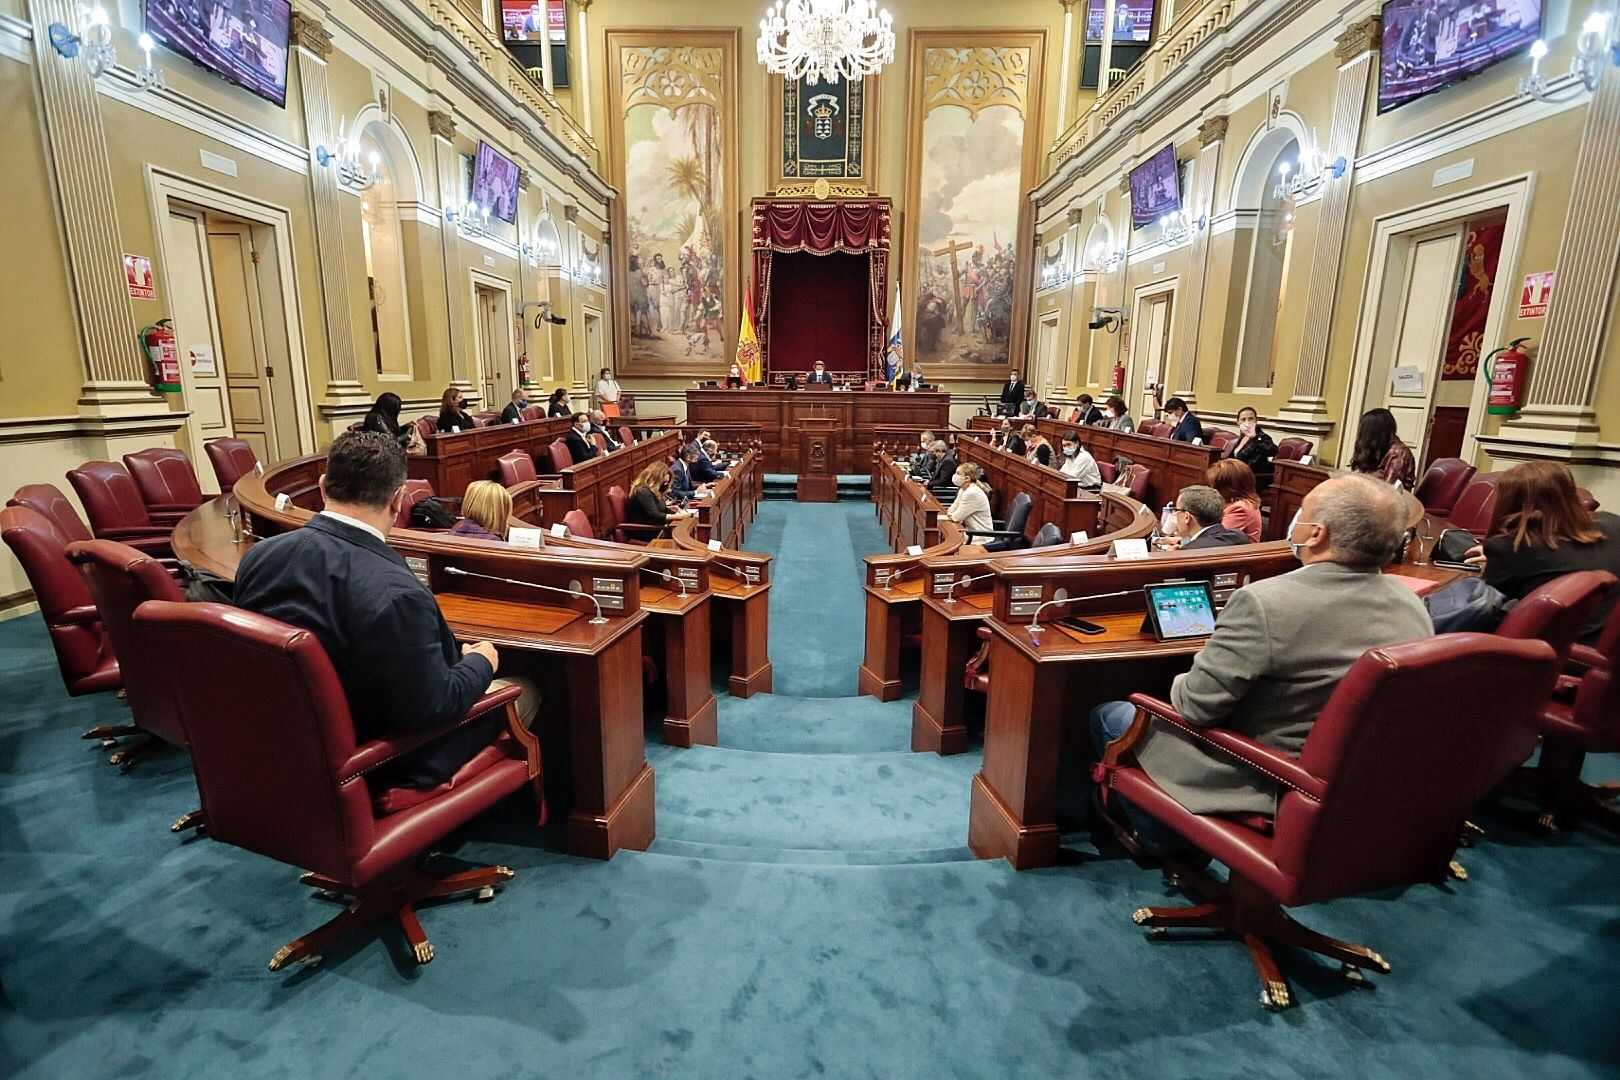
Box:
left=943, top=571, right=995, bottom=605
left=1025, top=588, right=1138, bottom=635
left=443, top=565, right=608, bottom=625
left=647, top=567, right=692, bottom=597
left=880, top=561, right=919, bottom=592
left=713, top=560, right=758, bottom=587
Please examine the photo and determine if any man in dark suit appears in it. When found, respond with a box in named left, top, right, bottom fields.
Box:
left=690, top=439, right=726, bottom=483
left=999, top=368, right=1025, bottom=416
left=1076, top=394, right=1105, bottom=426
left=563, top=412, right=600, bottom=465
left=498, top=388, right=530, bottom=424
left=1167, top=485, right=1252, bottom=550
left=911, top=440, right=956, bottom=489
left=233, top=431, right=538, bottom=789
left=806, top=360, right=835, bottom=387
left=1163, top=396, right=1205, bottom=443
left=587, top=409, right=622, bottom=452
left=672, top=445, right=710, bottom=501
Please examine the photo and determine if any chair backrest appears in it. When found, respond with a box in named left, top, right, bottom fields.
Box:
left=590, top=432, right=609, bottom=454
left=1447, top=473, right=1500, bottom=536
left=132, top=601, right=376, bottom=881
left=67, top=539, right=188, bottom=745
left=414, top=416, right=438, bottom=440
left=123, top=447, right=206, bottom=509
left=1069, top=408, right=1083, bottom=423
left=618, top=393, right=637, bottom=414
left=1414, top=457, right=1477, bottom=516
left=0, top=505, right=115, bottom=695
left=66, top=461, right=158, bottom=535
left=548, top=439, right=575, bottom=471
left=1567, top=602, right=1620, bottom=750
left=473, top=410, right=500, bottom=426
left=1122, top=463, right=1151, bottom=502
left=1496, top=570, right=1617, bottom=666
left=618, top=425, right=635, bottom=447
left=204, top=438, right=259, bottom=492
left=519, top=405, right=544, bottom=422
left=496, top=451, right=537, bottom=486
left=1032, top=522, right=1063, bottom=547
left=1002, top=492, right=1034, bottom=538
left=394, top=479, right=433, bottom=529
left=606, top=486, right=631, bottom=542
left=1097, top=461, right=1117, bottom=485
left=1205, top=428, right=1238, bottom=454
left=1272, top=634, right=1557, bottom=906
left=8, top=483, right=92, bottom=544
left=1274, top=437, right=1313, bottom=462
left=562, top=509, right=594, bottom=539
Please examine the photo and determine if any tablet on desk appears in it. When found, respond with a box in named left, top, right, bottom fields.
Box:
left=1142, top=581, right=1218, bottom=642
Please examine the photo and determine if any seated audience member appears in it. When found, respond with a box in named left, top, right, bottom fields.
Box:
left=360, top=391, right=411, bottom=447
left=1205, top=458, right=1264, bottom=542
left=547, top=387, right=572, bottom=418
left=588, top=410, right=623, bottom=451
left=1004, top=426, right=1028, bottom=458
left=1076, top=394, right=1105, bottom=426
left=806, top=360, right=835, bottom=387
left=1161, top=396, right=1204, bottom=443
left=1090, top=474, right=1427, bottom=852
left=1161, top=485, right=1253, bottom=550
left=451, top=481, right=511, bottom=541
left=1105, top=395, right=1135, bottom=433
left=436, top=387, right=477, bottom=434
left=993, top=418, right=1016, bottom=451
left=913, top=440, right=957, bottom=488
left=672, top=445, right=711, bottom=502
left=1468, top=461, right=1620, bottom=645
left=233, top=431, right=538, bottom=789
left=1350, top=407, right=1416, bottom=488
left=1019, top=388, right=1049, bottom=418
left=1022, top=425, right=1052, bottom=468
left=1229, top=406, right=1276, bottom=487
left=945, top=463, right=995, bottom=536
left=908, top=431, right=937, bottom=477
left=499, top=388, right=531, bottom=424
left=563, top=412, right=600, bottom=465
left=701, top=439, right=729, bottom=469
left=1057, top=431, right=1102, bottom=488
left=691, top=440, right=728, bottom=483
left=628, top=462, right=695, bottom=528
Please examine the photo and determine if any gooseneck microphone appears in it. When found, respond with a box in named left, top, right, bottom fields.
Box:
left=444, top=566, right=608, bottom=624
left=648, top=567, right=692, bottom=597
left=880, top=561, right=919, bottom=592
left=1025, top=588, right=1138, bottom=634
left=943, top=572, right=995, bottom=605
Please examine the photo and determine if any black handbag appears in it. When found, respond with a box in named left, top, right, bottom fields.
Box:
left=1432, top=528, right=1480, bottom=569
left=410, top=497, right=458, bottom=530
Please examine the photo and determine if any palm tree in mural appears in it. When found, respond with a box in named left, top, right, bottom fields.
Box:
left=666, top=155, right=707, bottom=208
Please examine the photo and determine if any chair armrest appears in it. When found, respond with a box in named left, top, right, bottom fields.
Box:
left=963, top=529, right=1024, bottom=541
left=975, top=625, right=993, bottom=641
left=97, top=526, right=173, bottom=542
left=1123, top=693, right=1326, bottom=801
left=1568, top=644, right=1606, bottom=671
left=59, top=604, right=103, bottom=627
left=338, top=683, right=524, bottom=781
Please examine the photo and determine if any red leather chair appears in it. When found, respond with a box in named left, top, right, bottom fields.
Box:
left=606, top=485, right=666, bottom=544
left=1205, top=428, right=1238, bottom=455
left=1135, top=420, right=1163, bottom=438
left=519, top=405, right=545, bottom=422
left=618, top=394, right=637, bottom=415
left=497, top=451, right=537, bottom=487
left=590, top=432, right=610, bottom=455
left=561, top=509, right=594, bottom=539
left=1274, top=437, right=1313, bottom=463
left=8, top=483, right=92, bottom=545
left=1120, top=463, right=1151, bottom=502
left=1, top=504, right=119, bottom=699
left=618, top=426, right=635, bottom=448
left=1097, top=461, right=1118, bottom=485
left=1495, top=570, right=1616, bottom=668
left=67, top=539, right=192, bottom=775
left=66, top=461, right=175, bottom=559
left=473, top=410, right=500, bottom=426
left=393, top=480, right=434, bottom=530
left=204, top=438, right=259, bottom=493
left=124, top=448, right=207, bottom=514
left=549, top=438, right=576, bottom=471
left=1096, top=634, right=1558, bottom=1010
left=132, top=600, right=541, bottom=970
left=1414, top=457, right=1477, bottom=521
left=1447, top=474, right=1500, bottom=537
left=413, top=417, right=438, bottom=442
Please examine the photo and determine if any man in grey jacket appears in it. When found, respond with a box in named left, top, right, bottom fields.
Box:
left=1090, top=473, right=1432, bottom=852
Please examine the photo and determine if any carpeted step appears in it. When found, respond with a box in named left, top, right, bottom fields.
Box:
left=646, top=836, right=977, bottom=866
left=712, top=692, right=918, bottom=754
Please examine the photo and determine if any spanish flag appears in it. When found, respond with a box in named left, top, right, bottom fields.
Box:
left=736, top=281, right=762, bottom=385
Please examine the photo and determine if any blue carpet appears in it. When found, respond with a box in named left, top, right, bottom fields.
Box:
left=3, top=499, right=1620, bottom=1079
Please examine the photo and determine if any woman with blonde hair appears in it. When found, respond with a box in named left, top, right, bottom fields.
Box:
left=627, top=461, right=694, bottom=528
left=1203, top=458, right=1263, bottom=542
left=1022, top=424, right=1052, bottom=468
left=945, top=462, right=994, bottom=536
left=451, top=480, right=512, bottom=541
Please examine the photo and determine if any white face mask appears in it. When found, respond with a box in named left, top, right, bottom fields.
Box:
left=1239, top=418, right=1256, bottom=433
left=1286, top=509, right=1322, bottom=561
left=577, top=423, right=590, bottom=434
left=954, top=474, right=969, bottom=487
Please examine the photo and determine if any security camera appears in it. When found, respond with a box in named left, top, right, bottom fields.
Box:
left=1089, top=306, right=1126, bottom=333
left=544, top=313, right=568, bottom=327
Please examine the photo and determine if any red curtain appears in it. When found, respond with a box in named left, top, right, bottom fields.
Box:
left=765, top=253, right=871, bottom=374
left=751, top=198, right=891, bottom=381
left=1441, top=216, right=1506, bottom=381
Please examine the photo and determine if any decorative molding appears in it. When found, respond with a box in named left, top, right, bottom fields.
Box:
left=0, top=409, right=188, bottom=444
left=517, top=167, right=530, bottom=190
left=1198, top=114, right=1229, bottom=146
left=564, top=204, right=579, bottom=223
left=919, top=43, right=1033, bottom=120
left=1334, top=15, right=1380, bottom=63
left=289, top=10, right=334, bottom=60
left=94, top=66, right=310, bottom=175
left=427, top=109, right=457, bottom=142
left=0, top=12, right=32, bottom=64
left=773, top=181, right=872, bottom=199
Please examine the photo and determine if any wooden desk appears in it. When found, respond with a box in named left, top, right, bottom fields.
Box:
left=408, top=417, right=573, bottom=495
left=686, top=388, right=950, bottom=473
left=953, top=435, right=1101, bottom=542
left=1266, top=459, right=1334, bottom=540
left=672, top=510, right=774, bottom=698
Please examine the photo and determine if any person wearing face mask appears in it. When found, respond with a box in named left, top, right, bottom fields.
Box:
left=499, top=388, right=531, bottom=425
left=547, top=388, right=573, bottom=418
left=596, top=368, right=622, bottom=413
left=1087, top=474, right=1429, bottom=854
left=944, top=462, right=994, bottom=536
left=436, top=387, right=477, bottom=433
left=563, top=412, right=600, bottom=465
left=1056, top=431, right=1102, bottom=488
left=1157, top=485, right=1251, bottom=550
left=1022, top=425, right=1052, bottom=468
left=588, top=410, right=623, bottom=452
left=1227, top=406, right=1277, bottom=488
left=671, top=444, right=711, bottom=502
left=1159, top=395, right=1204, bottom=444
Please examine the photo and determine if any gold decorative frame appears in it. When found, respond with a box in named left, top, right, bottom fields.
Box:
left=603, top=29, right=741, bottom=378
left=901, top=29, right=1047, bottom=382
left=767, top=72, right=881, bottom=193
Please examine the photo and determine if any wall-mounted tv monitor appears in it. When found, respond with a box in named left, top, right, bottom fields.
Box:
left=1128, top=143, right=1181, bottom=230
left=144, top=0, right=292, bottom=108
left=501, top=0, right=566, bottom=44
left=1085, top=0, right=1153, bottom=43
left=1378, top=0, right=1541, bottom=113
left=471, top=142, right=521, bottom=225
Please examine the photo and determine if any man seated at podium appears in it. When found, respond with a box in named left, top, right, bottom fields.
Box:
left=725, top=363, right=749, bottom=389
left=806, top=360, right=835, bottom=387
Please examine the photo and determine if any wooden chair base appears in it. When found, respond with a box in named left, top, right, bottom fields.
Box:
left=1506, top=744, right=1620, bottom=838
left=267, top=861, right=515, bottom=972
left=1131, top=860, right=1390, bottom=1011
left=108, top=733, right=160, bottom=771
left=82, top=723, right=141, bottom=748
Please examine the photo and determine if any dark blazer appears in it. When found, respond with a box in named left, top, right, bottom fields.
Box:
left=233, top=515, right=499, bottom=788
left=360, top=409, right=410, bottom=446
left=1183, top=525, right=1254, bottom=550
left=806, top=370, right=835, bottom=386
left=998, top=380, right=1024, bottom=415
left=438, top=408, right=477, bottom=433
left=925, top=451, right=959, bottom=489
left=628, top=486, right=673, bottom=527
left=589, top=423, right=623, bottom=452
left=1485, top=512, right=1620, bottom=643
left=691, top=450, right=724, bottom=483
left=498, top=401, right=526, bottom=424
left=564, top=429, right=599, bottom=465
left=1231, top=428, right=1277, bottom=483
left=1077, top=403, right=1105, bottom=426
left=1168, top=412, right=1205, bottom=443
left=671, top=459, right=700, bottom=500
left=547, top=401, right=572, bottom=418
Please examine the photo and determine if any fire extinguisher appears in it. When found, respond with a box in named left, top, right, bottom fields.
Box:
left=140, top=320, right=182, bottom=393
left=1111, top=361, right=1126, bottom=394
left=1484, top=337, right=1531, bottom=416
left=517, top=352, right=533, bottom=387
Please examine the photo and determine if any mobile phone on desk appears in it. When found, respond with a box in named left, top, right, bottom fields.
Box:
left=1056, top=615, right=1107, bottom=635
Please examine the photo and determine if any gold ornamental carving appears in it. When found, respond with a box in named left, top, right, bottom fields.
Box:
left=289, top=10, right=333, bottom=59
left=1335, top=15, right=1382, bottom=61
left=620, top=47, right=725, bottom=110
left=1198, top=114, right=1229, bottom=147
left=775, top=180, right=870, bottom=198
left=920, top=46, right=1031, bottom=119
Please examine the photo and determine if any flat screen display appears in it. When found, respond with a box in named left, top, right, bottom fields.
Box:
left=144, top=0, right=292, bottom=108
left=1128, top=143, right=1181, bottom=230
left=1085, top=0, right=1153, bottom=42
left=471, top=142, right=521, bottom=225
left=1143, top=582, right=1218, bottom=641
left=501, top=0, right=567, bottom=43
left=1378, top=0, right=1541, bottom=113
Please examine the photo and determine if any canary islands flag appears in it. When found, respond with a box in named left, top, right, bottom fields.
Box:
left=884, top=281, right=904, bottom=383
left=736, top=282, right=761, bottom=385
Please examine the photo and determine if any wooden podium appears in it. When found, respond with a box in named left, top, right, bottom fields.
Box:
left=796, top=416, right=839, bottom=502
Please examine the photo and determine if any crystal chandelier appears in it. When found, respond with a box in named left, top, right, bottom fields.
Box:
left=757, top=0, right=895, bottom=86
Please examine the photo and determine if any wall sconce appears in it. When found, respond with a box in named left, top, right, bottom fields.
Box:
left=1159, top=209, right=1206, bottom=245
left=314, top=116, right=381, bottom=191
left=524, top=198, right=563, bottom=267
left=572, top=256, right=602, bottom=286
left=48, top=2, right=117, bottom=78
left=134, top=32, right=164, bottom=90
left=1039, top=260, right=1072, bottom=289
left=1088, top=243, right=1125, bottom=272
left=1273, top=134, right=1347, bottom=201
left=1519, top=7, right=1619, bottom=101
left=444, top=201, right=491, bottom=239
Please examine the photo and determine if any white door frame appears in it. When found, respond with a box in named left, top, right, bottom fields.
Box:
left=1035, top=310, right=1062, bottom=401
left=1128, top=275, right=1179, bottom=407
left=143, top=167, right=316, bottom=454
left=1339, top=174, right=1534, bottom=466
left=469, top=270, right=517, bottom=408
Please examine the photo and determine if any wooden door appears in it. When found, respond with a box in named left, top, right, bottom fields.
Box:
left=207, top=224, right=278, bottom=462
left=1380, top=226, right=1463, bottom=458
left=1133, top=290, right=1173, bottom=417
left=163, top=209, right=235, bottom=474
left=473, top=283, right=513, bottom=409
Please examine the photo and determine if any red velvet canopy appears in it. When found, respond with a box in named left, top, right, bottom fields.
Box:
left=751, top=197, right=892, bottom=381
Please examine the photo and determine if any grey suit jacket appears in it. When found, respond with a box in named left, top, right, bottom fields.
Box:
left=1134, top=560, right=1433, bottom=815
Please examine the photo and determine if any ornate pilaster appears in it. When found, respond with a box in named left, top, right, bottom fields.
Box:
left=575, top=0, right=595, bottom=138
left=1279, top=15, right=1379, bottom=426
left=1170, top=115, right=1229, bottom=404
left=427, top=109, right=457, bottom=142
left=429, top=108, right=474, bottom=393
left=1055, top=0, right=1079, bottom=132
left=292, top=11, right=368, bottom=414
